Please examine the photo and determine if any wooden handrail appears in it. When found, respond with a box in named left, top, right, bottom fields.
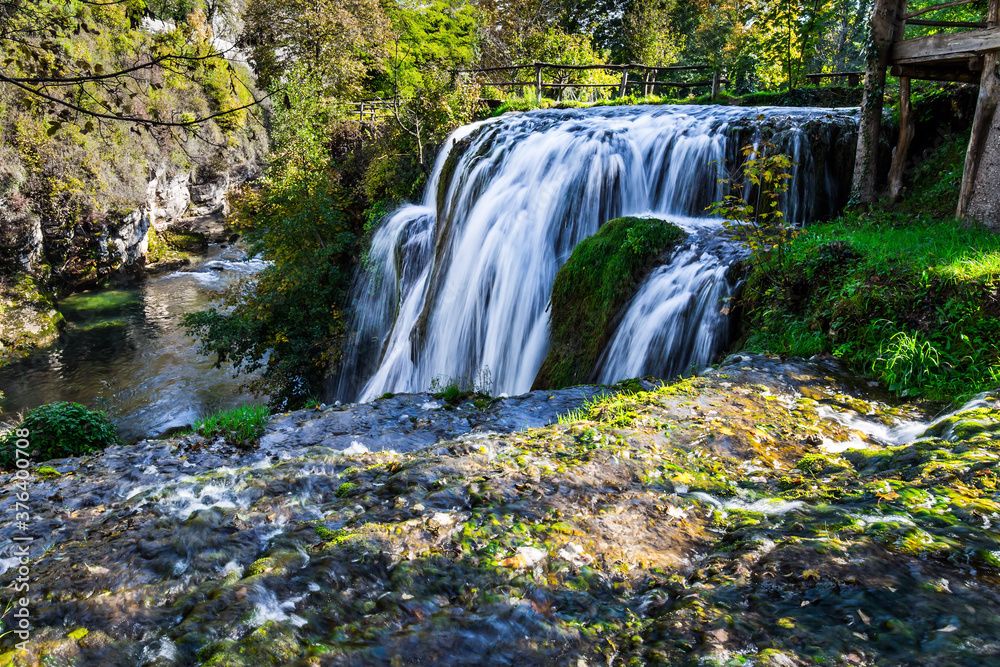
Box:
left=907, top=18, right=988, bottom=27
left=904, top=0, right=979, bottom=19
left=455, top=62, right=714, bottom=75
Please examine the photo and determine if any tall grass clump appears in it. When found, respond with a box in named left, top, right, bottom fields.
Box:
left=195, top=404, right=270, bottom=447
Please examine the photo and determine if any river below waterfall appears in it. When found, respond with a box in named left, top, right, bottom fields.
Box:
left=0, top=245, right=265, bottom=441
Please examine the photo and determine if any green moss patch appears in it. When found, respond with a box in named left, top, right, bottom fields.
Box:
left=534, top=216, right=686, bottom=389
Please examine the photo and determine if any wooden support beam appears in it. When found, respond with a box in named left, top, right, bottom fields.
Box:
left=958, top=0, right=1000, bottom=224
left=906, top=18, right=987, bottom=27
left=889, top=77, right=914, bottom=201
left=890, top=60, right=984, bottom=82
left=853, top=0, right=908, bottom=204
left=535, top=64, right=542, bottom=103
left=711, top=70, right=722, bottom=99
left=619, top=70, right=628, bottom=97
left=890, top=27, right=1000, bottom=64
left=904, top=0, right=977, bottom=19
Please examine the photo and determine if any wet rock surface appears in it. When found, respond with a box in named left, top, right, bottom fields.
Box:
left=2, top=355, right=1000, bottom=666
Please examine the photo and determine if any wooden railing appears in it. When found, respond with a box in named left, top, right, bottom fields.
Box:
left=454, top=62, right=727, bottom=100
left=339, top=99, right=397, bottom=123
left=804, top=71, right=863, bottom=86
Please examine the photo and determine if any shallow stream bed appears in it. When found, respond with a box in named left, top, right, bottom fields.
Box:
left=2, top=354, right=999, bottom=666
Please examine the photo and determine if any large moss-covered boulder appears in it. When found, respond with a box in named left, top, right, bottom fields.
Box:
left=533, top=216, right=686, bottom=389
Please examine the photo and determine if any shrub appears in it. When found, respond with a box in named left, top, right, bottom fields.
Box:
left=194, top=404, right=270, bottom=447
left=0, top=402, right=121, bottom=468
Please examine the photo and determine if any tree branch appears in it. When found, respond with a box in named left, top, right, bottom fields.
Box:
left=0, top=72, right=272, bottom=128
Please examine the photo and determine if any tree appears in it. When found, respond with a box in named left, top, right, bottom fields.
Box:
left=0, top=0, right=264, bottom=135
left=622, top=0, right=685, bottom=65
left=238, top=0, right=392, bottom=95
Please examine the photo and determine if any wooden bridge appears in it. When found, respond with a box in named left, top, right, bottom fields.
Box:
left=854, top=0, right=1000, bottom=226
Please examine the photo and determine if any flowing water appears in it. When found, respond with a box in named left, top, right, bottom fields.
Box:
left=0, top=246, right=265, bottom=440
left=331, top=104, right=857, bottom=403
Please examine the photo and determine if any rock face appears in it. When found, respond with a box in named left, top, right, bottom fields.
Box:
left=3, top=354, right=1000, bottom=666
left=0, top=210, right=43, bottom=273
left=0, top=275, right=63, bottom=359
left=6, top=161, right=261, bottom=291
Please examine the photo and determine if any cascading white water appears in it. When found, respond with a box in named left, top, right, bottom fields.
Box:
left=331, top=105, right=857, bottom=402
left=595, top=226, right=741, bottom=384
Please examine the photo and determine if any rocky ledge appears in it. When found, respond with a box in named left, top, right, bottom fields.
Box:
left=1, top=355, right=999, bottom=666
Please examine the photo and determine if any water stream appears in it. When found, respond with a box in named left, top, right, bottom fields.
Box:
left=0, top=246, right=264, bottom=440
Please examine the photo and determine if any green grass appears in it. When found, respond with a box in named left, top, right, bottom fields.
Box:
left=194, top=404, right=270, bottom=447
left=738, top=133, right=1000, bottom=403
left=534, top=217, right=686, bottom=389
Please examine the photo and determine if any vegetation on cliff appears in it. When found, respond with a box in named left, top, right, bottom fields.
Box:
left=535, top=217, right=687, bottom=390
left=0, top=2, right=263, bottom=269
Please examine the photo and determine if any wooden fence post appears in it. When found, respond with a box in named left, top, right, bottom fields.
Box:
left=535, top=64, right=543, bottom=104
left=619, top=68, right=629, bottom=97
left=711, top=70, right=722, bottom=100
left=888, top=76, right=914, bottom=201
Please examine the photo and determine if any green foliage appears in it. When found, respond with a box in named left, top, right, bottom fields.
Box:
left=710, top=141, right=796, bottom=283
left=381, top=0, right=480, bottom=98
left=535, top=217, right=686, bottom=389
left=0, top=402, right=121, bottom=468
left=194, top=404, right=270, bottom=447
left=738, top=135, right=1000, bottom=403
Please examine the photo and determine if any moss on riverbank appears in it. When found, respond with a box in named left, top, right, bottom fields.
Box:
left=0, top=274, right=63, bottom=362
left=737, top=134, right=1000, bottom=403
left=534, top=217, right=686, bottom=390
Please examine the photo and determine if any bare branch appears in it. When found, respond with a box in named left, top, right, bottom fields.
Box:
left=0, top=72, right=271, bottom=128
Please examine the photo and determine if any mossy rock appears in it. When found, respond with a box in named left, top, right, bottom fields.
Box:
left=162, top=229, right=209, bottom=252
left=246, top=550, right=303, bottom=577
left=534, top=216, right=686, bottom=389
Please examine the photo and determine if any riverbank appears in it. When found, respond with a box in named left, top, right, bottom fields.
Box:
left=2, top=354, right=998, bottom=665
left=0, top=245, right=265, bottom=441
left=737, top=133, right=1000, bottom=403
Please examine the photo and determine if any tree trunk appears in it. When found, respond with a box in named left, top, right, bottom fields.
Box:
left=888, top=76, right=914, bottom=201
left=958, top=0, right=1000, bottom=228
left=852, top=0, right=906, bottom=203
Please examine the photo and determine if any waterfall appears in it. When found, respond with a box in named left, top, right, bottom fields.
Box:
left=331, top=105, right=857, bottom=402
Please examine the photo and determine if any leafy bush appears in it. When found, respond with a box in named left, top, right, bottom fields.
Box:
left=194, top=404, right=270, bottom=447
left=0, top=402, right=121, bottom=468
left=534, top=217, right=686, bottom=389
